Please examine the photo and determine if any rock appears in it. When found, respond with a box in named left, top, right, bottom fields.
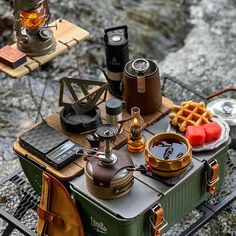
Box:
left=0, top=1, right=14, bottom=46
left=160, top=0, right=236, bottom=91
left=0, top=195, right=7, bottom=204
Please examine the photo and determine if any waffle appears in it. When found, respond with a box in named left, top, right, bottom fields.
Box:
left=169, top=101, right=212, bottom=132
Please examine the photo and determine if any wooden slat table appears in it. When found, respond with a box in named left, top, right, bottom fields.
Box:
left=13, top=96, right=173, bottom=180
left=0, top=19, right=89, bottom=79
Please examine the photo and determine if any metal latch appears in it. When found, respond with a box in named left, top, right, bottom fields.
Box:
left=149, top=204, right=168, bottom=236
left=206, top=159, right=219, bottom=195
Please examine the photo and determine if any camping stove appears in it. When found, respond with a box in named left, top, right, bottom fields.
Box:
left=85, top=124, right=134, bottom=199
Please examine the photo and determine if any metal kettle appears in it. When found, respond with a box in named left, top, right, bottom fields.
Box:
left=100, top=58, right=163, bottom=115
left=123, top=58, right=162, bottom=115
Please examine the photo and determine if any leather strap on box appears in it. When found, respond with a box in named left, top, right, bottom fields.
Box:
left=206, top=159, right=219, bottom=195
left=153, top=206, right=163, bottom=236
left=37, top=207, right=64, bottom=226
left=150, top=204, right=167, bottom=236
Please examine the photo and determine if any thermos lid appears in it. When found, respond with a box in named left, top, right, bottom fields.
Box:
left=104, top=25, right=128, bottom=48
left=105, top=99, right=123, bottom=116
left=106, top=34, right=128, bottom=47
left=207, top=98, right=236, bottom=126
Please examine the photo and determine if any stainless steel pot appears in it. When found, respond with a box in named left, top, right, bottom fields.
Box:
left=207, top=88, right=236, bottom=149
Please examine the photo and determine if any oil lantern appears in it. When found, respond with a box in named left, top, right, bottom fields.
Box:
left=13, top=0, right=56, bottom=56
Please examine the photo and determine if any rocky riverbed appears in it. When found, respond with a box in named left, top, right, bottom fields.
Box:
left=0, top=0, right=235, bottom=235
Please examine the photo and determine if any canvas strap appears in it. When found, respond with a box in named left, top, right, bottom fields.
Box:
left=206, top=160, right=219, bottom=195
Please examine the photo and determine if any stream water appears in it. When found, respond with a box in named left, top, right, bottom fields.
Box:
left=0, top=0, right=235, bottom=235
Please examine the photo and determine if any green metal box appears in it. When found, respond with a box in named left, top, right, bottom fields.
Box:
left=70, top=179, right=160, bottom=236
left=16, top=116, right=230, bottom=235
left=69, top=117, right=230, bottom=235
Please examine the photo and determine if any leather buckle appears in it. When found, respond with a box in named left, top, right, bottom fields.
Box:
left=206, top=159, right=219, bottom=195
left=37, top=206, right=64, bottom=226
left=149, top=204, right=168, bottom=236
left=207, top=176, right=219, bottom=187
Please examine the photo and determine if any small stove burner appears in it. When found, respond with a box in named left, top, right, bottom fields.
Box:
left=96, top=124, right=118, bottom=140
left=95, top=124, right=118, bottom=164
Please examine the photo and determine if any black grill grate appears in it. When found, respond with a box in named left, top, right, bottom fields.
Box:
left=0, top=170, right=40, bottom=235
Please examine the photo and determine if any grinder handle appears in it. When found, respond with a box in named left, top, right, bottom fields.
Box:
left=104, top=25, right=128, bottom=42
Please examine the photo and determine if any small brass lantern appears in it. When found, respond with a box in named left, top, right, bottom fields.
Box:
left=13, top=0, right=56, bottom=56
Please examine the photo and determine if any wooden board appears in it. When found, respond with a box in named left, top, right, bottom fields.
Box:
left=0, top=19, right=89, bottom=79
left=14, top=96, right=173, bottom=180
left=46, top=96, right=173, bottom=149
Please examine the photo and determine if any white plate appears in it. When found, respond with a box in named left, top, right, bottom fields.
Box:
left=166, top=115, right=230, bottom=152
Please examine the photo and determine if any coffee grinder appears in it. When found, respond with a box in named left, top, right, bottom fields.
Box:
left=104, top=25, right=129, bottom=99
left=85, top=124, right=134, bottom=199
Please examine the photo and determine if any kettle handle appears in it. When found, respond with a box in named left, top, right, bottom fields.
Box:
left=104, top=25, right=128, bottom=42
left=95, top=66, right=123, bottom=100
left=207, top=87, right=236, bottom=100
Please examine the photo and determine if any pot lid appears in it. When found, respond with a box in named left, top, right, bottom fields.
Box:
left=207, top=98, right=236, bottom=126
left=132, top=58, right=150, bottom=75
left=125, top=58, right=158, bottom=78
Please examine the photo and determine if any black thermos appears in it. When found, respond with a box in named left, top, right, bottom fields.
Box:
left=104, top=25, right=129, bottom=98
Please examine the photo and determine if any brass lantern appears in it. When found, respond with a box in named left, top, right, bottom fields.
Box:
left=13, top=0, right=56, bottom=57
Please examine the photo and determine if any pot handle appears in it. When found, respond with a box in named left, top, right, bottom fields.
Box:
left=207, top=87, right=236, bottom=100
left=95, top=66, right=123, bottom=99
left=137, top=75, right=146, bottom=93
